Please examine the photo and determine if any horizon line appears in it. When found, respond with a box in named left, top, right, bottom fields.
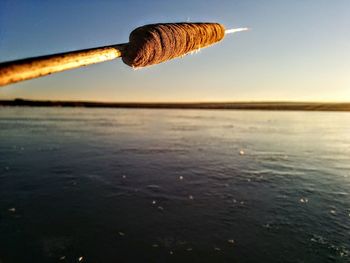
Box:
left=1, top=98, right=350, bottom=112
left=1, top=98, right=350, bottom=104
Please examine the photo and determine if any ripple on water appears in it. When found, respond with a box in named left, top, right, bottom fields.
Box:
left=310, top=234, right=349, bottom=259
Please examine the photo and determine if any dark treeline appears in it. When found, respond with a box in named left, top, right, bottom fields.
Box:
left=1, top=99, right=350, bottom=111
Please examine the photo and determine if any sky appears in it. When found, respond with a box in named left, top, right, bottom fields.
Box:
left=0, top=0, right=349, bottom=102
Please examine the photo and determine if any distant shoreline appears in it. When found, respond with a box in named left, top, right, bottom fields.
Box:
left=1, top=99, right=350, bottom=112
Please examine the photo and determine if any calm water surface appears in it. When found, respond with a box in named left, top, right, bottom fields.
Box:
left=0, top=107, right=349, bottom=262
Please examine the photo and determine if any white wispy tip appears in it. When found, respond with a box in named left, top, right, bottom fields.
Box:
left=225, top=27, right=250, bottom=34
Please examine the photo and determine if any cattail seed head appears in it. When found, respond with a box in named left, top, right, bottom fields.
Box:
left=122, top=23, right=226, bottom=68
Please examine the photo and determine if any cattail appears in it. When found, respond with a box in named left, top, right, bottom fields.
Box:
left=123, top=23, right=225, bottom=68
left=0, top=22, right=246, bottom=87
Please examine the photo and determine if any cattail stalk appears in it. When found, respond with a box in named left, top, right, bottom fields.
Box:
left=0, top=45, right=126, bottom=87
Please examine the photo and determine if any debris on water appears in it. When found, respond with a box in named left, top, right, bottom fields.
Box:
left=228, top=239, right=235, bottom=244
left=188, top=195, right=194, bottom=200
left=169, top=250, right=174, bottom=255
left=152, top=200, right=156, bottom=205
left=122, top=175, right=126, bottom=179
left=300, top=198, right=308, bottom=203
left=157, top=206, right=164, bottom=211
left=239, top=150, right=245, bottom=155
left=310, top=234, right=327, bottom=245
left=232, top=199, right=237, bottom=203
left=330, top=210, right=336, bottom=215
left=186, top=248, right=193, bottom=251
left=118, top=232, right=125, bottom=236
left=152, top=244, right=159, bottom=248
left=59, top=256, right=66, bottom=260
left=179, top=176, right=184, bottom=180
left=240, top=201, right=245, bottom=205
left=214, top=247, right=221, bottom=251
left=8, top=208, right=16, bottom=213
left=78, top=256, right=83, bottom=262
left=247, top=178, right=251, bottom=182
left=263, top=223, right=271, bottom=229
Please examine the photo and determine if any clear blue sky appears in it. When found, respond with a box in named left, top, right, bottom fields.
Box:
left=0, top=0, right=349, bottom=102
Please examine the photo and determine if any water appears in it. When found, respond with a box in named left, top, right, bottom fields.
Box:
left=0, top=107, right=349, bottom=262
